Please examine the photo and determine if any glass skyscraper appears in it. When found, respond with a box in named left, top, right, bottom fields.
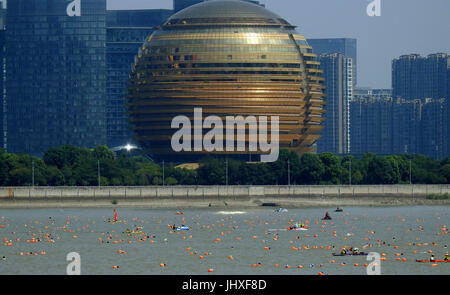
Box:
left=392, top=53, right=449, bottom=158
left=0, top=2, right=5, bottom=150
left=317, top=53, right=353, bottom=155
left=5, top=0, right=107, bottom=156
left=174, top=0, right=205, bottom=13
left=106, top=9, right=172, bottom=148
left=392, top=53, right=448, bottom=100
left=307, top=38, right=357, bottom=86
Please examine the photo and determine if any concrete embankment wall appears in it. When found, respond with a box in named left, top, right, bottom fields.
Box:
left=0, top=185, right=449, bottom=208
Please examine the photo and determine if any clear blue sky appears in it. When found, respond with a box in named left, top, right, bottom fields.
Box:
left=108, top=0, right=450, bottom=89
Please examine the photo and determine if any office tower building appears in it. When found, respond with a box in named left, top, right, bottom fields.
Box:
left=317, top=53, right=353, bottom=155
left=106, top=9, right=172, bottom=148
left=307, top=38, right=357, bottom=86
left=5, top=0, right=107, bottom=156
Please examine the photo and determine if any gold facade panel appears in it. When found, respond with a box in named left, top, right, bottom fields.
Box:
left=127, top=1, right=325, bottom=160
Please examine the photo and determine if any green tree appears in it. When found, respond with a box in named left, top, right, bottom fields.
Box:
left=366, top=156, right=400, bottom=184
left=296, top=153, right=324, bottom=184
left=319, top=153, right=341, bottom=184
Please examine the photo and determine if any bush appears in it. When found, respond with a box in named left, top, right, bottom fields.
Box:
left=426, top=193, right=450, bottom=200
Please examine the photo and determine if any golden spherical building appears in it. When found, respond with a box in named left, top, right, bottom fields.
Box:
left=127, top=0, right=325, bottom=161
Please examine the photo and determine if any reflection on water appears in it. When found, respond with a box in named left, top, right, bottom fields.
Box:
left=0, top=206, right=448, bottom=275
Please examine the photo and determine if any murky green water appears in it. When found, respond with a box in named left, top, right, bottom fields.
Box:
left=0, top=206, right=448, bottom=275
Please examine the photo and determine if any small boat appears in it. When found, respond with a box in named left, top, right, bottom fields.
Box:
left=261, top=203, right=279, bottom=207
left=332, top=252, right=368, bottom=256
left=288, top=227, right=308, bottom=231
left=275, top=208, right=288, bottom=213
left=416, top=259, right=450, bottom=263
left=176, top=226, right=190, bottom=231
left=322, top=212, right=332, bottom=220
left=268, top=227, right=308, bottom=232
left=335, top=208, right=343, bottom=212
left=175, top=211, right=184, bottom=215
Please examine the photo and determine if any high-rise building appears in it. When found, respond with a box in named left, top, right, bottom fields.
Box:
left=127, top=0, right=325, bottom=161
left=106, top=9, right=172, bottom=148
left=350, top=95, right=445, bottom=159
left=447, top=63, right=450, bottom=157
left=5, top=0, right=107, bottom=156
left=421, top=98, right=446, bottom=160
left=392, top=53, right=448, bottom=100
left=392, top=53, right=449, bottom=158
left=174, top=0, right=205, bottom=13
left=392, top=98, right=422, bottom=155
left=0, top=2, right=5, bottom=150
left=307, top=38, right=357, bottom=86
left=317, top=53, right=353, bottom=155
left=350, top=97, right=393, bottom=156
left=174, top=0, right=264, bottom=13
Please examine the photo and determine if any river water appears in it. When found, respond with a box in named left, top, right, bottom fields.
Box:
left=0, top=206, right=448, bottom=275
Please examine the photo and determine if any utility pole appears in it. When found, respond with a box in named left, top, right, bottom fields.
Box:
left=32, top=160, right=35, bottom=187
left=97, top=160, right=100, bottom=187
left=287, top=159, right=290, bottom=186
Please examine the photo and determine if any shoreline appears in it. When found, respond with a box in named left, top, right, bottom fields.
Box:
left=0, top=185, right=449, bottom=209
left=0, top=197, right=449, bottom=209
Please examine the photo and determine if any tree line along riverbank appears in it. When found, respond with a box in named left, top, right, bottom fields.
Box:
left=0, top=145, right=449, bottom=187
